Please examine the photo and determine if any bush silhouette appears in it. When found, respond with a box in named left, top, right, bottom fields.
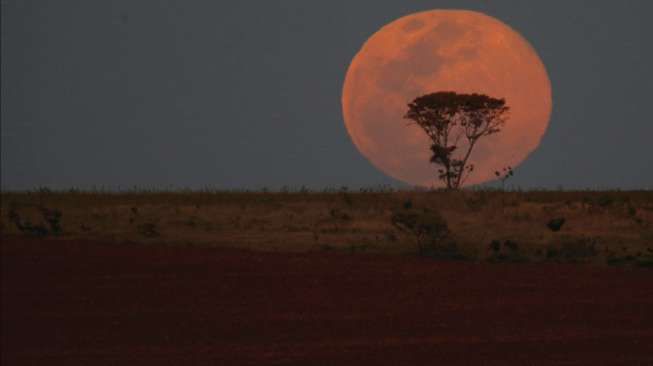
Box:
left=391, top=208, right=457, bottom=257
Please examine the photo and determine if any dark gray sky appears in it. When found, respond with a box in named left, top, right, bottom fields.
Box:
left=2, top=1, right=652, bottom=190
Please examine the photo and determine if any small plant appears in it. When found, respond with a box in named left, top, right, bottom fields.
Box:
left=494, top=166, right=514, bottom=191
left=8, top=207, right=49, bottom=237
left=546, top=217, right=566, bottom=232
left=546, top=236, right=598, bottom=262
left=40, top=207, right=63, bottom=235
left=391, top=209, right=457, bottom=257
left=487, top=239, right=523, bottom=262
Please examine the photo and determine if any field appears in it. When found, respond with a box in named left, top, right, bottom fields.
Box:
left=2, top=190, right=653, bottom=264
left=2, top=190, right=653, bottom=364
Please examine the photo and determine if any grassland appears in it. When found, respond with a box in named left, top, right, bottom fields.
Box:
left=3, top=189, right=653, bottom=364
left=2, top=189, right=653, bottom=266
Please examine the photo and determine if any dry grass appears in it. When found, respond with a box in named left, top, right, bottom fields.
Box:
left=2, top=190, right=652, bottom=264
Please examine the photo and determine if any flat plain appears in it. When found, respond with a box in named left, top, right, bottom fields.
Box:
left=2, top=190, right=653, bottom=364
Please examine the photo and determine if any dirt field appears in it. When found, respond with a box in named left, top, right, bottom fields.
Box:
left=3, top=236, right=652, bottom=365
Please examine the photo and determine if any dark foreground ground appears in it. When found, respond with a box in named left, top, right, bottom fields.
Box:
left=2, top=237, right=653, bottom=365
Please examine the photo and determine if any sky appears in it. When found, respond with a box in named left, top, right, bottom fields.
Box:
left=2, top=0, right=652, bottom=191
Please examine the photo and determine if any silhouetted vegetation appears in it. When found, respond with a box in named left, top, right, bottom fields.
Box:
left=404, top=91, right=509, bottom=189
left=488, top=239, right=525, bottom=262
left=545, top=237, right=598, bottom=262
left=2, top=189, right=652, bottom=267
left=495, top=166, right=514, bottom=191
left=40, top=207, right=63, bottom=235
left=391, top=207, right=460, bottom=258
left=547, top=217, right=566, bottom=232
left=7, top=204, right=62, bottom=237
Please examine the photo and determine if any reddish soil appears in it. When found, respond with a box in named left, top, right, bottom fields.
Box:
left=2, top=236, right=653, bottom=365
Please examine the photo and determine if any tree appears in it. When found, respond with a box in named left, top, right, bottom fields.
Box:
left=404, top=91, right=509, bottom=190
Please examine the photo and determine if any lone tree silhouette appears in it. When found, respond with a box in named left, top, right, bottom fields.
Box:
left=404, top=91, right=509, bottom=189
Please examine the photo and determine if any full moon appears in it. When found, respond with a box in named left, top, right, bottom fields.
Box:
left=342, top=10, right=552, bottom=187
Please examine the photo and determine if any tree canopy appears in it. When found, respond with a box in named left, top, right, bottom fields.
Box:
left=404, top=91, right=509, bottom=189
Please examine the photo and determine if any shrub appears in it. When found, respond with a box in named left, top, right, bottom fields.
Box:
left=8, top=207, right=50, bottom=237
left=488, top=239, right=524, bottom=262
left=40, top=207, right=63, bottom=235
left=546, top=217, right=566, bottom=232
left=546, top=236, right=598, bottom=262
left=391, top=208, right=457, bottom=257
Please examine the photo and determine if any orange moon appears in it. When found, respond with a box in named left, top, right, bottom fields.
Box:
left=342, top=10, right=552, bottom=187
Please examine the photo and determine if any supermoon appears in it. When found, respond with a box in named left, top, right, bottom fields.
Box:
left=342, top=10, right=552, bottom=187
